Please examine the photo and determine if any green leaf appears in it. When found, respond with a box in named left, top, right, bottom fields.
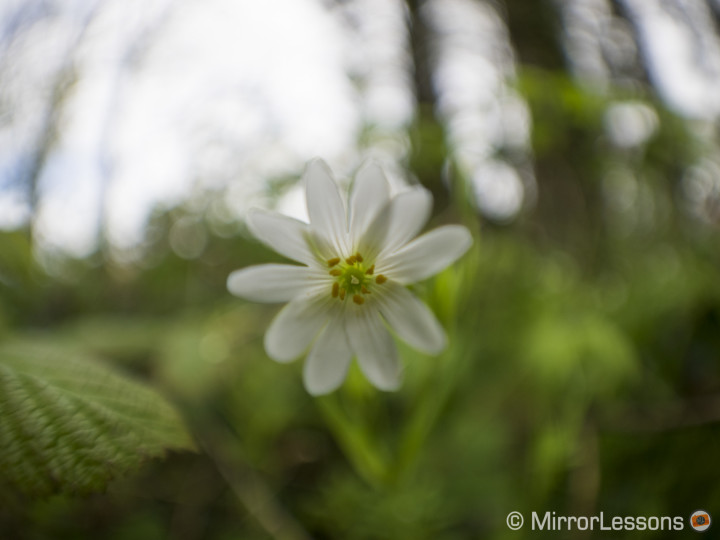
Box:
left=0, top=343, right=195, bottom=497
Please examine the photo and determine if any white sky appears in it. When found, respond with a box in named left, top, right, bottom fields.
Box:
left=27, top=0, right=363, bottom=256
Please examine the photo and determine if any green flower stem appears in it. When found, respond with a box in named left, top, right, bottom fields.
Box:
left=393, top=341, right=467, bottom=483
left=392, top=257, right=477, bottom=482
left=315, top=338, right=469, bottom=489
left=316, top=392, right=391, bottom=489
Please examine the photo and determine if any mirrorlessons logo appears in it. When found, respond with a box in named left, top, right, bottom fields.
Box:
left=690, top=510, right=711, bottom=532
left=531, top=512, right=683, bottom=532
left=506, top=510, right=712, bottom=532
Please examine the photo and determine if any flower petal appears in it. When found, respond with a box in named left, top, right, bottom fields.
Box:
left=356, top=186, right=432, bottom=263
left=377, top=282, right=446, bottom=355
left=246, top=209, right=316, bottom=266
left=305, top=159, right=349, bottom=257
left=303, top=314, right=353, bottom=395
left=264, top=291, right=332, bottom=363
left=227, top=264, right=321, bottom=303
left=379, top=187, right=432, bottom=256
left=349, top=162, right=391, bottom=248
left=355, top=199, right=392, bottom=262
left=379, top=225, right=472, bottom=284
left=345, top=307, right=401, bottom=391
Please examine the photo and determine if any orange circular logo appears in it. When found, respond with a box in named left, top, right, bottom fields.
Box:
left=690, top=510, right=711, bottom=532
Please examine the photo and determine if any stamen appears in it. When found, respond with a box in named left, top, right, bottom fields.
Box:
left=327, top=253, right=377, bottom=302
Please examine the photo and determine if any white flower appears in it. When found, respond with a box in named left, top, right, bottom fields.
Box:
left=227, top=159, right=472, bottom=395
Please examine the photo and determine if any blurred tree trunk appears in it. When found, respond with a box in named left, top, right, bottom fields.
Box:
left=503, top=0, right=565, bottom=70
left=25, top=72, right=75, bottom=216
left=406, top=0, right=435, bottom=106
left=405, top=0, right=450, bottom=216
left=504, top=0, right=604, bottom=261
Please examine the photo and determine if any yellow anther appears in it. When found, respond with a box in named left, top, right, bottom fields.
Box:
left=332, top=282, right=339, bottom=298
left=329, top=268, right=342, bottom=276
left=376, top=274, right=387, bottom=284
left=352, top=294, right=364, bottom=305
left=339, top=288, right=346, bottom=300
left=365, top=265, right=374, bottom=275
left=355, top=253, right=364, bottom=262
left=346, top=255, right=357, bottom=265
left=327, top=257, right=341, bottom=267
left=361, top=285, right=371, bottom=294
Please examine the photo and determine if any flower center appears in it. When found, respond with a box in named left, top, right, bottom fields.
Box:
left=327, top=252, right=387, bottom=305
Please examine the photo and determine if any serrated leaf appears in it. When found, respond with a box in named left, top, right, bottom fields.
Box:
left=0, top=343, right=195, bottom=497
